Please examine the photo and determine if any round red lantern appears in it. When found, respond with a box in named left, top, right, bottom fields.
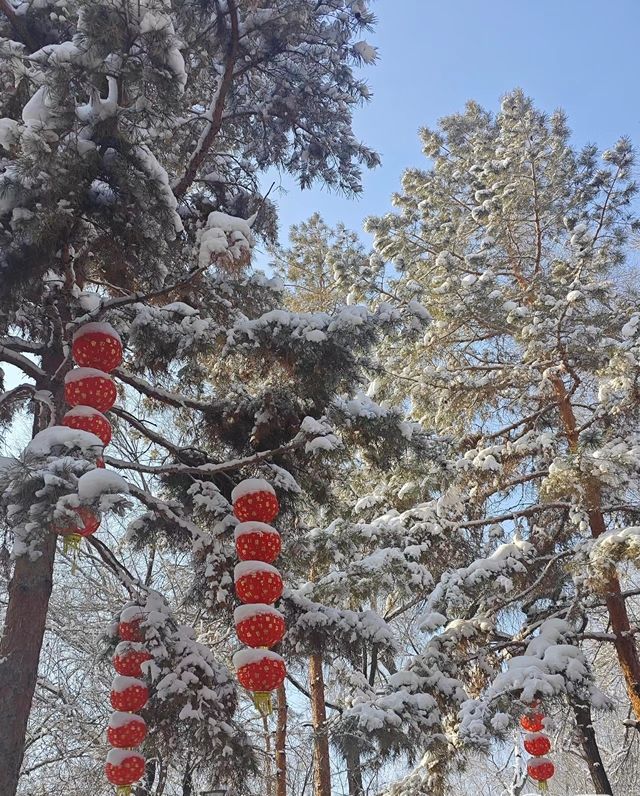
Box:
left=65, top=368, right=117, bottom=413
left=235, top=522, right=282, bottom=563
left=520, top=711, right=545, bottom=733
left=63, top=406, right=112, bottom=446
left=105, top=749, right=145, bottom=788
left=73, top=322, right=123, bottom=373
left=233, top=649, right=286, bottom=715
left=234, top=604, right=285, bottom=648
left=524, top=732, right=551, bottom=757
left=118, top=607, right=145, bottom=642
left=234, top=561, right=283, bottom=605
left=232, top=479, right=279, bottom=523
left=113, top=642, right=153, bottom=677
left=52, top=506, right=100, bottom=538
left=110, top=676, right=149, bottom=712
left=527, top=757, right=555, bottom=783
left=107, top=712, right=147, bottom=748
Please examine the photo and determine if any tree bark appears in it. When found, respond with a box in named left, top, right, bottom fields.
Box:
left=552, top=376, right=640, bottom=722
left=309, top=653, right=332, bottom=796
left=344, top=744, right=364, bottom=796
left=572, top=699, right=613, bottom=794
left=275, top=684, right=288, bottom=796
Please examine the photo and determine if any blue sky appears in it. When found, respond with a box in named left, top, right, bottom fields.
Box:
left=270, top=0, right=640, bottom=245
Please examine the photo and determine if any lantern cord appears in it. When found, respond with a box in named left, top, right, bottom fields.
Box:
left=62, top=534, right=82, bottom=573
left=253, top=691, right=273, bottom=717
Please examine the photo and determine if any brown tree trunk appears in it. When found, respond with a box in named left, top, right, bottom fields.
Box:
left=572, top=699, right=613, bottom=794
left=309, top=653, right=331, bottom=796
left=552, top=376, right=640, bottom=721
left=344, top=745, right=364, bottom=796
left=275, top=684, right=288, bottom=796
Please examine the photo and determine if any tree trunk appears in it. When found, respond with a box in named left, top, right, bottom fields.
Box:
left=309, top=653, right=331, bottom=796
left=344, top=744, right=364, bottom=796
left=263, top=713, right=274, bottom=796
left=552, top=376, right=640, bottom=721
left=572, top=699, right=613, bottom=794
left=275, top=684, right=288, bottom=796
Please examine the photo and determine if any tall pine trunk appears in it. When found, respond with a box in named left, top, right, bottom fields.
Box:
left=344, top=745, right=364, bottom=796
left=275, top=684, right=288, bottom=796
left=572, top=699, right=613, bottom=794
left=309, top=653, right=331, bottom=796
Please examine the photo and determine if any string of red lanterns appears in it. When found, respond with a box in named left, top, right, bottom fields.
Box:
left=519, top=700, right=555, bottom=791
left=231, top=479, right=286, bottom=716
left=105, top=606, right=150, bottom=795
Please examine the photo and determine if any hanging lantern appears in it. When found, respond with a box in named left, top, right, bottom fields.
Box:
left=527, top=757, right=555, bottom=784
left=63, top=406, right=112, bottom=446
left=233, top=649, right=286, bottom=716
left=234, top=604, right=285, bottom=648
left=105, top=749, right=145, bottom=793
left=73, top=322, right=123, bottom=373
left=52, top=506, right=100, bottom=538
left=232, top=479, right=279, bottom=523
left=235, top=522, right=282, bottom=563
left=234, top=561, right=283, bottom=605
left=110, top=676, right=149, bottom=712
left=65, top=368, right=117, bottom=413
left=118, top=607, right=145, bottom=642
left=113, top=642, right=153, bottom=677
left=107, top=712, right=147, bottom=748
left=524, top=732, right=551, bottom=757
left=520, top=711, right=545, bottom=733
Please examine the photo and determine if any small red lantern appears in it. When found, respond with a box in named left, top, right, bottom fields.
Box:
left=232, top=479, right=279, bottom=523
left=527, top=757, right=555, bottom=783
left=235, top=522, right=281, bottom=563
left=52, top=506, right=100, bottom=538
left=234, top=561, right=283, bottom=605
left=107, top=712, right=147, bottom=748
left=73, top=322, right=123, bottom=373
left=113, top=642, right=153, bottom=677
left=105, top=749, right=145, bottom=788
left=233, top=649, right=286, bottom=715
left=520, top=711, right=545, bottom=733
left=524, top=732, right=551, bottom=757
left=118, top=607, right=145, bottom=642
left=65, top=368, right=117, bottom=413
left=234, top=604, right=285, bottom=648
left=63, top=406, right=112, bottom=446
left=110, top=676, right=149, bottom=712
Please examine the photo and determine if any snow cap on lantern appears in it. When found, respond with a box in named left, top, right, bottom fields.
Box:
left=118, top=606, right=145, bottom=642
left=234, top=521, right=282, bottom=563
left=52, top=505, right=100, bottom=538
left=110, top=675, right=149, bottom=712
left=107, top=711, right=147, bottom=748
left=113, top=641, right=153, bottom=677
left=232, top=478, right=279, bottom=523
left=105, top=749, right=145, bottom=787
left=63, top=405, right=112, bottom=446
left=234, top=603, right=286, bottom=648
left=65, top=367, right=117, bottom=413
left=73, top=322, right=123, bottom=372
left=234, top=561, right=284, bottom=605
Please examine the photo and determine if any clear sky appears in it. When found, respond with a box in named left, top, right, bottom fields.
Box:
left=269, top=0, right=640, bottom=246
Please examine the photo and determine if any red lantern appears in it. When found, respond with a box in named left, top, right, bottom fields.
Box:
left=232, top=479, right=279, bottom=523
left=524, top=732, right=551, bottom=757
left=105, top=749, right=145, bottom=788
left=52, top=506, right=100, bottom=538
left=520, top=711, right=545, bottom=733
left=234, top=649, right=286, bottom=691
left=63, top=406, right=112, bottom=446
left=234, top=604, right=285, bottom=648
left=118, top=607, right=145, bottom=642
left=107, top=712, right=147, bottom=748
left=65, top=368, right=117, bottom=413
left=110, top=676, right=149, bottom=712
left=73, top=322, right=123, bottom=373
left=527, top=757, right=555, bottom=783
left=235, top=522, right=281, bottom=563
left=113, top=642, right=153, bottom=677
left=234, top=561, right=283, bottom=605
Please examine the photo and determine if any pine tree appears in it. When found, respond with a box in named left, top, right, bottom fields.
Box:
left=0, top=1, right=382, bottom=793
left=362, top=89, right=640, bottom=792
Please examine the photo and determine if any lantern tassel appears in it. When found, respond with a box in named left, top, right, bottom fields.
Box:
left=116, top=788, right=131, bottom=796
left=62, top=533, right=81, bottom=573
left=537, top=783, right=548, bottom=793
left=253, top=691, right=273, bottom=716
